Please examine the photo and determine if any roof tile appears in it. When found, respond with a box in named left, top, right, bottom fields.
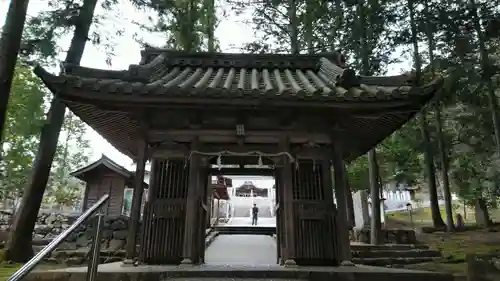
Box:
left=35, top=50, right=442, bottom=102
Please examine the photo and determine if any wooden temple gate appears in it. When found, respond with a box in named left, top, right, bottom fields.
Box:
left=35, top=48, right=442, bottom=266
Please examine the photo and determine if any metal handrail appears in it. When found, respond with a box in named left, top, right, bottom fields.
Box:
left=8, top=194, right=110, bottom=281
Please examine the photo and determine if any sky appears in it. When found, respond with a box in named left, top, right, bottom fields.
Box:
left=0, top=0, right=410, bottom=174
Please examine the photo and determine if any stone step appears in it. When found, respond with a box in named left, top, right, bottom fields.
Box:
left=352, top=249, right=441, bottom=259
left=352, top=256, right=439, bottom=266
left=160, top=277, right=308, bottom=281
left=350, top=244, right=429, bottom=251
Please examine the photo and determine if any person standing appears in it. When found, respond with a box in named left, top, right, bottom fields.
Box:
left=252, top=203, right=259, bottom=225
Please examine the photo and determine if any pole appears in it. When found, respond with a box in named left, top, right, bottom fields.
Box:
left=86, top=212, right=103, bottom=281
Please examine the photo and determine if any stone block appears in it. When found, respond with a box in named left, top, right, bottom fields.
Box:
left=113, top=230, right=128, bottom=240
left=350, top=228, right=417, bottom=244
left=353, top=190, right=370, bottom=230
left=467, top=254, right=500, bottom=281
left=108, top=239, right=126, bottom=250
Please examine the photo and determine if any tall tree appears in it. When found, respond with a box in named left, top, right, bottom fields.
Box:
left=355, top=0, right=383, bottom=244
left=406, top=0, right=446, bottom=228
left=422, top=0, right=455, bottom=231
left=0, top=0, right=31, bottom=147
left=5, top=0, right=99, bottom=262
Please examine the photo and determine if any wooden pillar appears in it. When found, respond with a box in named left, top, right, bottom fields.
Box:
left=197, top=166, right=209, bottom=263
left=181, top=138, right=202, bottom=265
left=125, top=139, right=148, bottom=261
left=206, top=192, right=213, bottom=228
left=332, top=142, right=352, bottom=262
left=342, top=164, right=355, bottom=230
left=321, top=159, right=338, bottom=264
left=82, top=184, right=90, bottom=211
left=368, top=149, right=382, bottom=244
left=280, top=137, right=296, bottom=266
left=274, top=171, right=284, bottom=265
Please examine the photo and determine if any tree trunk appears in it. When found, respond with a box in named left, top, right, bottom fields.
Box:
left=356, top=0, right=382, bottom=242
left=205, top=0, right=215, bottom=52
left=474, top=197, right=491, bottom=227
left=422, top=0, right=455, bottom=232
left=0, top=0, right=30, bottom=146
left=469, top=0, right=500, bottom=153
left=288, top=0, right=298, bottom=54
left=305, top=0, right=313, bottom=54
left=368, top=150, right=382, bottom=245
left=5, top=0, right=99, bottom=262
left=420, top=115, right=446, bottom=228
left=407, top=0, right=445, bottom=229
left=435, top=106, right=455, bottom=231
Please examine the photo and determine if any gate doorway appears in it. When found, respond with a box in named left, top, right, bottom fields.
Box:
left=205, top=166, right=278, bottom=265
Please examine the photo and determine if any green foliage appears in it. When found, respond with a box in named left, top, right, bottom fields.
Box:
left=20, top=0, right=124, bottom=67
left=230, top=0, right=499, bottom=210
left=46, top=111, right=91, bottom=208
left=0, top=65, right=46, bottom=201
left=130, top=0, right=219, bottom=52
left=0, top=64, right=91, bottom=208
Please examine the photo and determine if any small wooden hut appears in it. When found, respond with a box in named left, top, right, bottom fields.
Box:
left=71, top=155, right=148, bottom=216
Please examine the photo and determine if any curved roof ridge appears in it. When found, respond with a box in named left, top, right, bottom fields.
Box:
left=138, top=48, right=347, bottom=71
left=70, top=154, right=131, bottom=180
left=359, top=73, right=413, bottom=87
left=62, top=63, right=129, bottom=80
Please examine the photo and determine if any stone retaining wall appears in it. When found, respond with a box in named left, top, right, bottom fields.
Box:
left=0, top=210, right=140, bottom=252
left=350, top=228, right=417, bottom=244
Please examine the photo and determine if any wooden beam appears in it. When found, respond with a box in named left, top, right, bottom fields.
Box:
left=148, top=129, right=331, bottom=144
left=151, top=143, right=332, bottom=163
left=208, top=167, right=275, bottom=176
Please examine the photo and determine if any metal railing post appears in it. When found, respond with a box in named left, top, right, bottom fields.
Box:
left=7, top=194, right=109, bottom=281
left=86, top=211, right=103, bottom=281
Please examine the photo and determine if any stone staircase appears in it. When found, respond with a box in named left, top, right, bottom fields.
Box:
left=351, top=244, right=441, bottom=266
left=233, top=206, right=272, bottom=218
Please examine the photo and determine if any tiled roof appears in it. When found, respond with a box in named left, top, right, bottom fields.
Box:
left=34, top=49, right=441, bottom=102
left=33, top=49, right=443, bottom=161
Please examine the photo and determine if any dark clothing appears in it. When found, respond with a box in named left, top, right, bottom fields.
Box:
left=252, top=206, right=259, bottom=216
left=252, top=206, right=259, bottom=225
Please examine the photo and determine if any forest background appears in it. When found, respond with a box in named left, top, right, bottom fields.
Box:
left=0, top=0, right=499, bottom=231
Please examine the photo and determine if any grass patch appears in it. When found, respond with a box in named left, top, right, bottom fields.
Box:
left=0, top=264, right=20, bottom=281
left=0, top=250, right=67, bottom=281
left=387, top=208, right=500, bottom=276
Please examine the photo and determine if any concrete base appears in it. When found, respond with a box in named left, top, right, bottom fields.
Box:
left=27, top=262, right=453, bottom=281
left=284, top=259, right=297, bottom=267
left=121, top=259, right=135, bottom=267
left=179, top=258, right=193, bottom=266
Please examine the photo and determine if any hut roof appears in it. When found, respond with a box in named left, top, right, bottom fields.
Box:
left=70, top=155, right=148, bottom=188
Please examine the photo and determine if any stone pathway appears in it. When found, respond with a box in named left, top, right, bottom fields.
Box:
left=205, top=235, right=277, bottom=265
left=205, top=216, right=277, bottom=265
left=227, top=217, right=276, bottom=227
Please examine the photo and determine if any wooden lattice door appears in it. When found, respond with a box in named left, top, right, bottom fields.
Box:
left=140, top=158, right=189, bottom=264
left=291, top=159, right=337, bottom=265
